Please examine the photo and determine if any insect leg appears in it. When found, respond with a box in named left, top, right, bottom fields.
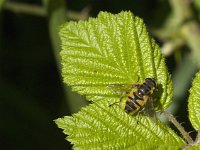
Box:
left=138, top=107, right=145, bottom=113
left=109, top=101, right=119, bottom=107
left=132, top=84, right=140, bottom=89
left=109, top=95, right=125, bottom=107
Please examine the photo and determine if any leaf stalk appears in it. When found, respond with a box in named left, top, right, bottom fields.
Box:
left=163, top=110, right=194, bottom=144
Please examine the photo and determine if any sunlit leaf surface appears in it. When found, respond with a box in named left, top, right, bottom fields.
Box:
left=55, top=102, right=185, bottom=149
left=188, top=72, right=200, bottom=131
left=60, top=11, right=172, bottom=111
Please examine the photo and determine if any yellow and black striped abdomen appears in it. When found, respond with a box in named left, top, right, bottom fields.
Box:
left=125, top=96, right=148, bottom=114
left=123, top=78, right=156, bottom=115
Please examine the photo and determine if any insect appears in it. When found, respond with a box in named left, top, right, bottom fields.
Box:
left=109, top=78, right=157, bottom=116
left=124, top=78, right=157, bottom=115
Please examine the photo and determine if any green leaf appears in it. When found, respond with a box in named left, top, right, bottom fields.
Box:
left=60, top=11, right=172, bottom=111
left=186, top=144, right=200, bottom=150
left=55, top=102, right=185, bottom=149
left=188, top=72, right=200, bottom=131
left=0, top=0, right=5, bottom=10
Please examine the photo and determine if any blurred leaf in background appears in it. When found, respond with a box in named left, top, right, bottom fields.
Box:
left=0, top=0, right=5, bottom=10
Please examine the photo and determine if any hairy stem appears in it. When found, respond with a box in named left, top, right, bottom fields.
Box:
left=164, top=110, right=194, bottom=144
left=194, top=131, right=200, bottom=144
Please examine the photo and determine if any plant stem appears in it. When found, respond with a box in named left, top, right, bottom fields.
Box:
left=42, top=0, right=87, bottom=113
left=181, top=22, right=200, bottom=66
left=3, top=1, right=89, bottom=20
left=169, top=0, right=192, bottom=25
left=163, top=110, right=194, bottom=144
left=194, top=131, right=200, bottom=144
left=4, top=1, right=46, bottom=16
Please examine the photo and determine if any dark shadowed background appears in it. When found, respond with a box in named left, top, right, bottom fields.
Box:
left=0, top=0, right=199, bottom=149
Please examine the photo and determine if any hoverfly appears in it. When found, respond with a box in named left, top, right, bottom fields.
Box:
left=110, top=78, right=157, bottom=116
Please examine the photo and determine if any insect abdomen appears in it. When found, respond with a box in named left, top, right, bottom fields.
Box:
left=125, top=96, right=142, bottom=114
left=122, top=78, right=156, bottom=115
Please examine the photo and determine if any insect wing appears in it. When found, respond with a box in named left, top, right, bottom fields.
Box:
left=106, top=84, right=133, bottom=96
left=144, top=96, right=156, bottom=119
